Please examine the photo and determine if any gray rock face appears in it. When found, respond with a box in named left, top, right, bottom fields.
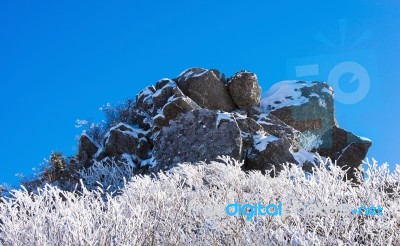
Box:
left=228, top=71, right=261, bottom=110
left=176, top=68, right=237, bottom=112
left=104, top=123, right=150, bottom=160
left=314, top=126, right=372, bottom=182
left=152, top=109, right=242, bottom=171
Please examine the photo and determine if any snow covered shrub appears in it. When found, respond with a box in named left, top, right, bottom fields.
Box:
left=1, top=157, right=399, bottom=245
left=22, top=154, right=138, bottom=194
left=78, top=157, right=137, bottom=192
left=84, top=121, right=107, bottom=145
left=75, top=99, right=136, bottom=144
left=100, top=99, right=136, bottom=130
left=22, top=152, right=82, bottom=192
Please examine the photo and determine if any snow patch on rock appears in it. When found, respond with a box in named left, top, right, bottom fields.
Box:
left=260, top=80, right=315, bottom=113
left=178, top=68, right=209, bottom=81
left=216, top=112, right=235, bottom=128
left=292, top=149, right=317, bottom=165
left=253, top=134, right=279, bottom=151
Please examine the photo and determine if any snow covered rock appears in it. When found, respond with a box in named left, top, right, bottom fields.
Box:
left=234, top=115, right=298, bottom=174
left=292, top=149, right=320, bottom=173
left=152, top=109, right=242, bottom=171
left=261, top=81, right=337, bottom=137
left=242, top=132, right=297, bottom=176
left=255, top=113, right=301, bottom=148
left=103, top=123, right=150, bottom=160
left=228, top=71, right=261, bottom=110
left=176, top=68, right=237, bottom=112
left=234, top=116, right=265, bottom=160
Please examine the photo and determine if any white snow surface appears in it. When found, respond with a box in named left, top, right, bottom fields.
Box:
left=216, top=112, right=235, bottom=128
left=359, top=136, right=372, bottom=142
left=292, top=149, right=317, bottom=165
left=105, top=123, right=148, bottom=145
left=321, top=87, right=334, bottom=95
left=178, top=68, right=209, bottom=81
left=260, top=80, right=316, bottom=113
left=253, top=134, right=279, bottom=151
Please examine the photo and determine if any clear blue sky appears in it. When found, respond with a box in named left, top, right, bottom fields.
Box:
left=1, top=1, right=399, bottom=186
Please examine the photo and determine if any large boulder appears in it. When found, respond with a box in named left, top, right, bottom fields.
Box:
left=176, top=68, right=237, bottom=112
left=314, top=126, right=372, bottom=182
left=152, top=109, right=242, bottom=171
left=104, top=123, right=151, bottom=160
left=228, top=71, right=261, bottom=110
left=261, top=81, right=337, bottom=137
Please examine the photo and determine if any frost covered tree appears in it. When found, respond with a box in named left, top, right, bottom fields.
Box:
left=1, top=156, right=399, bottom=245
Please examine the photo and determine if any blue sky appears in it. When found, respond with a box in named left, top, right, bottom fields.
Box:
left=1, top=1, right=399, bottom=185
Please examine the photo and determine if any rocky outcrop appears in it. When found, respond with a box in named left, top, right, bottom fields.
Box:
left=76, top=67, right=372, bottom=182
